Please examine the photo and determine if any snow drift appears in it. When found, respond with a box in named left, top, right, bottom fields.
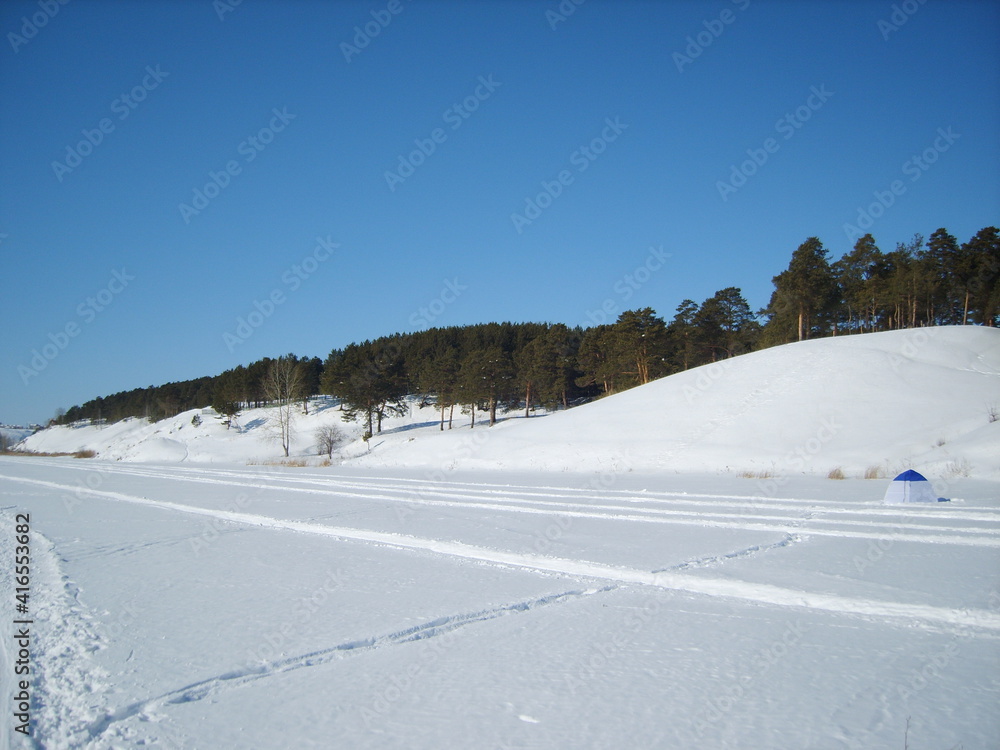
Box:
left=18, top=326, right=1000, bottom=478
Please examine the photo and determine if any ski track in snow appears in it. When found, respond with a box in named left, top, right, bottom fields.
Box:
left=9, top=459, right=1000, bottom=545
left=4, top=470, right=1000, bottom=635
left=85, top=586, right=614, bottom=745
left=15, top=456, right=1000, bottom=517
left=654, top=533, right=805, bottom=573
left=48, top=458, right=1000, bottom=517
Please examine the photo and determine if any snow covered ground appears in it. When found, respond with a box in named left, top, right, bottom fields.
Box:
left=0, top=459, right=998, bottom=749
left=2, top=327, right=998, bottom=748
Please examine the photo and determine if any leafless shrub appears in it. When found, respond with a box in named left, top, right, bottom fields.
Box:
left=942, top=458, right=971, bottom=478
left=315, top=424, right=346, bottom=458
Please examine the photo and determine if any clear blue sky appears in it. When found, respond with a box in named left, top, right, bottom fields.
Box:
left=1, top=0, right=998, bottom=425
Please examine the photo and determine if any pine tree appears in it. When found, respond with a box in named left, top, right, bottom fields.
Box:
left=766, top=237, right=839, bottom=341
left=613, top=308, right=668, bottom=385
left=211, top=391, right=241, bottom=430
left=322, top=340, right=407, bottom=436
left=576, top=325, right=622, bottom=395
left=457, top=349, right=485, bottom=427
left=833, top=234, right=885, bottom=332
left=537, top=324, right=581, bottom=410
left=296, top=356, right=323, bottom=414
left=963, top=226, right=1000, bottom=326
left=479, top=346, right=516, bottom=426
left=695, top=288, right=759, bottom=358
left=667, top=300, right=699, bottom=370
left=418, top=345, right=460, bottom=430
left=515, top=337, right=544, bottom=418
left=885, top=235, right=929, bottom=329
left=924, top=228, right=961, bottom=324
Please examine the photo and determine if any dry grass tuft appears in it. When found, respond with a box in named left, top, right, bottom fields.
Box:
left=863, top=464, right=886, bottom=480
left=1, top=449, right=97, bottom=458
left=247, top=457, right=308, bottom=467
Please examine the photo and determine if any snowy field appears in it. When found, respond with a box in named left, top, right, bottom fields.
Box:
left=1, top=458, right=999, bottom=749
left=3, top=327, right=999, bottom=748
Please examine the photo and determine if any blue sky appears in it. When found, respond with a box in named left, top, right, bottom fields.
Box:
left=1, top=0, right=998, bottom=425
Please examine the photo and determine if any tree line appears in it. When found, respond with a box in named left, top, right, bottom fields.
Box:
left=763, top=227, right=999, bottom=343
left=56, top=225, right=998, bottom=432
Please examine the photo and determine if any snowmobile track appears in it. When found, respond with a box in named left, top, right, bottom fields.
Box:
left=4, top=473, right=999, bottom=633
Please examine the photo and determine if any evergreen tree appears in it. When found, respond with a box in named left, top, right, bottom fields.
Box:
left=515, top=337, right=545, bottom=418
left=456, top=349, right=485, bottom=428
left=576, top=325, right=623, bottom=395
left=833, top=234, right=885, bottom=332
left=538, top=323, right=582, bottom=410
left=211, top=370, right=242, bottom=430
left=765, top=237, right=838, bottom=342
left=322, top=340, right=408, bottom=436
left=297, top=356, right=323, bottom=413
left=476, top=346, right=516, bottom=426
left=418, top=344, right=460, bottom=430
left=695, top=288, right=759, bottom=358
left=666, top=300, right=699, bottom=370
left=924, top=228, right=961, bottom=324
left=613, top=308, right=668, bottom=385
left=963, top=226, right=1000, bottom=326
left=885, top=235, right=929, bottom=329
left=881, top=245, right=912, bottom=329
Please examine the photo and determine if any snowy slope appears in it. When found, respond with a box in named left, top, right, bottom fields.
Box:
left=393, top=325, right=1000, bottom=478
left=17, top=326, right=1000, bottom=478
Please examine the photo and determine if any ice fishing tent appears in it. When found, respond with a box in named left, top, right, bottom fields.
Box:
left=883, top=470, right=938, bottom=504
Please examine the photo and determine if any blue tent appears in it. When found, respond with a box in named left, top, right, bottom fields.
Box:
left=883, top=470, right=939, bottom=504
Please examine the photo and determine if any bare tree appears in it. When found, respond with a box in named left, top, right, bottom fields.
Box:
left=263, top=356, right=303, bottom=457
left=315, top=424, right=345, bottom=458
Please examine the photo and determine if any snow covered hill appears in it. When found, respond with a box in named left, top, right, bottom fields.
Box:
left=3, top=325, right=999, bottom=748
left=417, top=325, right=1000, bottom=479
left=18, top=326, right=1000, bottom=478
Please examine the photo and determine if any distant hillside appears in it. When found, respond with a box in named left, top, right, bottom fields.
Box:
left=0, top=426, right=35, bottom=449
left=52, top=223, right=1000, bottom=431
left=17, top=327, right=1000, bottom=480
